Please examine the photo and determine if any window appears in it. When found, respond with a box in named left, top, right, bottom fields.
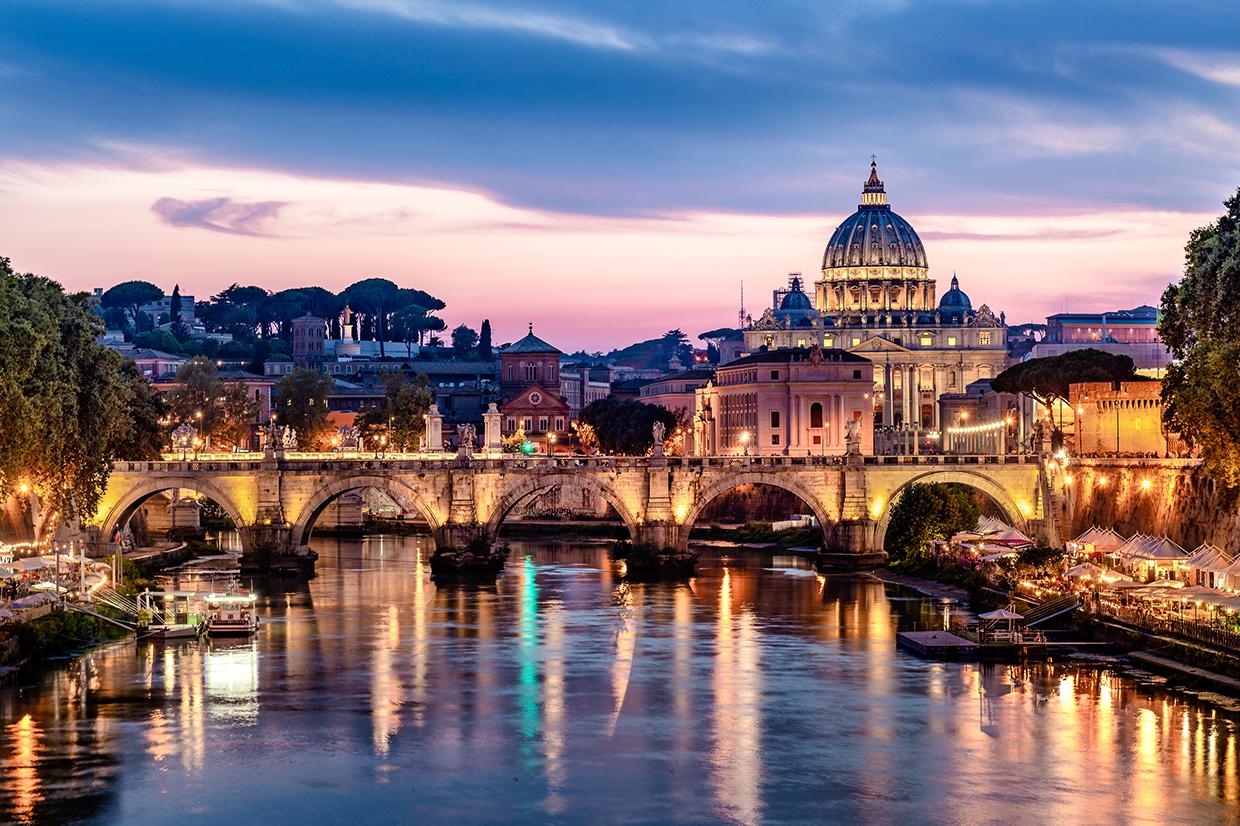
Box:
left=979, top=331, right=992, bottom=346
left=506, top=417, right=516, bottom=432
left=851, top=336, right=861, bottom=346
left=506, top=365, right=514, bottom=382
left=824, top=335, right=834, bottom=347
left=522, top=417, right=532, bottom=432
left=948, top=370, right=957, bottom=389
left=538, top=416, right=549, bottom=432
left=524, top=363, right=538, bottom=381
left=770, top=411, right=780, bottom=428
left=919, top=334, right=933, bottom=347
left=812, top=434, right=822, bottom=445
left=771, top=434, right=780, bottom=445
left=810, top=402, right=824, bottom=428
left=770, top=370, right=780, bottom=380
left=796, top=338, right=806, bottom=348
left=853, top=369, right=862, bottom=379
left=554, top=417, right=564, bottom=431
left=947, top=336, right=957, bottom=346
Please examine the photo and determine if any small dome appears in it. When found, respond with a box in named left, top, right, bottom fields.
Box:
left=774, top=275, right=817, bottom=326
left=938, top=274, right=972, bottom=317
left=780, top=289, right=813, bottom=311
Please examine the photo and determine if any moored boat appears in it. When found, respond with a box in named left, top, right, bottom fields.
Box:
left=136, top=591, right=205, bottom=640
left=205, top=591, right=259, bottom=636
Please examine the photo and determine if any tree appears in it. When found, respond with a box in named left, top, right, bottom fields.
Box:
left=343, top=278, right=411, bottom=357
left=274, top=368, right=334, bottom=450
left=110, top=359, right=168, bottom=460
left=198, top=284, right=267, bottom=340
left=698, top=327, right=741, bottom=364
left=101, top=280, right=163, bottom=335
left=451, top=324, right=479, bottom=355
left=478, top=319, right=493, bottom=361
left=579, top=396, right=677, bottom=455
left=357, top=373, right=434, bottom=451
left=1160, top=188, right=1240, bottom=492
left=0, top=259, right=164, bottom=520
left=165, top=358, right=258, bottom=450
left=991, top=348, right=1141, bottom=441
left=884, top=483, right=981, bottom=566
left=133, top=328, right=185, bottom=355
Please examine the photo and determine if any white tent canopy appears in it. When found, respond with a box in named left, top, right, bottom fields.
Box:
left=1065, top=562, right=1105, bottom=578
left=979, top=608, right=1024, bottom=620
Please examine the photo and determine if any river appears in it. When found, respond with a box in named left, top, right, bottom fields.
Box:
left=2, top=536, right=1238, bottom=824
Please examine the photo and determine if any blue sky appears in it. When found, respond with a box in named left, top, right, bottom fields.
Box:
left=1, top=1, right=1238, bottom=347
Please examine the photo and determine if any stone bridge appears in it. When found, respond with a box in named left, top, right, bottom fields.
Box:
left=83, top=452, right=1054, bottom=567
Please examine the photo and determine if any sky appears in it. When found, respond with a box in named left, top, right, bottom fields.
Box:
left=1, top=1, right=1238, bottom=351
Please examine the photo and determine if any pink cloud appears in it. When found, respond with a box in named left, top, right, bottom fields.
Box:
left=0, top=157, right=1209, bottom=350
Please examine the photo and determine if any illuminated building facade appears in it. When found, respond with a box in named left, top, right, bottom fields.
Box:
left=692, top=347, right=874, bottom=457
left=743, top=162, right=1008, bottom=429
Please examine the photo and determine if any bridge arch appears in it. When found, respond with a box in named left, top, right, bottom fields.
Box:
left=289, top=475, right=442, bottom=548
left=872, top=469, right=1030, bottom=552
left=681, top=472, right=833, bottom=548
left=96, top=477, right=249, bottom=552
left=485, top=473, right=639, bottom=543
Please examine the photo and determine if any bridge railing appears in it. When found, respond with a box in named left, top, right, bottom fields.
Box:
left=118, top=452, right=1052, bottom=474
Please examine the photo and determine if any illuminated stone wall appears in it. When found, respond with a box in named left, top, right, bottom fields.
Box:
left=1066, top=460, right=1240, bottom=551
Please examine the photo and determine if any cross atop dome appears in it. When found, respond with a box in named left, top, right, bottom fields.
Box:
left=861, top=158, right=887, bottom=206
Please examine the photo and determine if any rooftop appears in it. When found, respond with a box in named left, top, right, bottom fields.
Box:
left=722, top=347, right=870, bottom=367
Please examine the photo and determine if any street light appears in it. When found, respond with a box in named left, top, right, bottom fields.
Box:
left=548, top=432, right=557, bottom=457
left=740, top=430, right=750, bottom=457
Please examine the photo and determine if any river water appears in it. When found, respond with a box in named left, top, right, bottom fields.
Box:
left=2, top=536, right=1239, bottom=825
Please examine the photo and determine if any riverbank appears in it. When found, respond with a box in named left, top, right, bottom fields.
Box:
left=0, top=606, right=130, bottom=682
left=870, top=568, right=973, bottom=604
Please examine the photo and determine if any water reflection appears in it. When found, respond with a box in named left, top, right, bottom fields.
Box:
left=0, top=538, right=1238, bottom=824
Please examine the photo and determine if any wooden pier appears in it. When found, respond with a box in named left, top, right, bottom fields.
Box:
left=897, top=630, right=979, bottom=659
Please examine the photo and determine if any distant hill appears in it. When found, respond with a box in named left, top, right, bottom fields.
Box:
left=567, top=330, right=693, bottom=370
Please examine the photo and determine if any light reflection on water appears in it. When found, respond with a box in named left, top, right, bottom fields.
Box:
left=0, top=536, right=1238, bottom=825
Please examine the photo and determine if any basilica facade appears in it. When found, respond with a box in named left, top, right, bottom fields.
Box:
left=743, top=162, right=1007, bottom=430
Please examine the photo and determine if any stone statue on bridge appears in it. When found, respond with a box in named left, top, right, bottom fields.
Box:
left=844, top=417, right=862, bottom=455
left=457, top=423, right=476, bottom=459
left=170, top=423, right=197, bottom=454
left=651, top=421, right=666, bottom=458
left=337, top=425, right=361, bottom=451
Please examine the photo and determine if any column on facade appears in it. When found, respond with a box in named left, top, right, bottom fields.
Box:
left=932, top=365, right=945, bottom=431
left=907, top=364, right=917, bottom=428
left=883, top=363, right=894, bottom=428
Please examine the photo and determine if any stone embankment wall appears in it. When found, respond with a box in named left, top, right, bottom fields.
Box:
left=1067, top=460, right=1240, bottom=551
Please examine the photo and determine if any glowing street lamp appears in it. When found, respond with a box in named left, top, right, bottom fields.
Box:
left=740, top=430, right=751, bottom=456
left=547, top=432, right=557, bottom=457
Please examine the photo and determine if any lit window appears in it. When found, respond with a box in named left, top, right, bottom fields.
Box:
left=919, top=335, right=933, bottom=347
left=979, top=331, right=992, bottom=346
left=824, top=335, right=834, bottom=347
left=851, top=336, right=861, bottom=346
left=947, top=336, right=957, bottom=346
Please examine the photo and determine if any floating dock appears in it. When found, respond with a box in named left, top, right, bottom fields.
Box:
left=896, top=630, right=979, bottom=659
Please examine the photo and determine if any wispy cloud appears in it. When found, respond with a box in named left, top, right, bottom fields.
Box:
left=151, top=196, right=287, bottom=235
left=337, top=0, right=773, bottom=56
left=1151, top=47, right=1240, bottom=89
